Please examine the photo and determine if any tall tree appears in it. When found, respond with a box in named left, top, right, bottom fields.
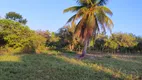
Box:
left=5, top=12, right=27, bottom=25
left=64, top=0, right=113, bottom=57
left=58, top=25, right=81, bottom=51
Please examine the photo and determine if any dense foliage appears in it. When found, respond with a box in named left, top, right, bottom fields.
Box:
left=56, top=28, right=142, bottom=54
left=91, top=33, right=141, bottom=53
left=0, top=19, right=46, bottom=54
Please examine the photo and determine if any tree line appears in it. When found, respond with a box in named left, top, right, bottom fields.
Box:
left=51, top=26, right=142, bottom=54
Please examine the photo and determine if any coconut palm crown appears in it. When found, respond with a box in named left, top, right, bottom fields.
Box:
left=63, top=0, right=114, bottom=57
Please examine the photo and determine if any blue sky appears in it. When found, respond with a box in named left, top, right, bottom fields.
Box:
left=0, top=0, right=142, bottom=36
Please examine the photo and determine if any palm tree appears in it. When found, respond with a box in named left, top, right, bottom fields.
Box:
left=63, top=0, right=114, bottom=57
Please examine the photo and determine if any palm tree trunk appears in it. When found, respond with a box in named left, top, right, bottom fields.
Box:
left=80, top=39, right=88, bottom=57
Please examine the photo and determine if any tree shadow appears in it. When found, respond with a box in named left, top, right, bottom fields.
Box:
left=79, top=54, right=142, bottom=79
left=0, top=54, right=127, bottom=80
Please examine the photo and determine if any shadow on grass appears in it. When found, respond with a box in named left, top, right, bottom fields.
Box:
left=81, top=54, right=142, bottom=79
left=0, top=54, right=125, bottom=80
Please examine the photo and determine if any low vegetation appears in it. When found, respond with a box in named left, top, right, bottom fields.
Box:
left=0, top=53, right=142, bottom=80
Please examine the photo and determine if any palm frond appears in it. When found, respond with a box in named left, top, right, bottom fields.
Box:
left=96, top=9, right=113, bottom=33
left=98, top=6, right=113, bottom=16
left=63, top=6, right=83, bottom=13
left=97, top=0, right=109, bottom=5
left=84, top=13, right=96, bottom=39
left=66, top=10, right=84, bottom=24
left=66, top=6, right=87, bottom=24
left=76, top=0, right=88, bottom=6
left=74, top=15, right=88, bottom=40
left=77, top=0, right=109, bottom=5
left=104, top=15, right=114, bottom=31
left=66, top=14, right=76, bottom=23
left=93, top=17, right=100, bottom=35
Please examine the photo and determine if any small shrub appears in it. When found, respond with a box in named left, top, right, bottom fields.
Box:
left=104, top=54, right=112, bottom=58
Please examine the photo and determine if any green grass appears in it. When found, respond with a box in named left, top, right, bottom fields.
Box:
left=0, top=53, right=142, bottom=80
left=83, top=54, right=142, bottom=76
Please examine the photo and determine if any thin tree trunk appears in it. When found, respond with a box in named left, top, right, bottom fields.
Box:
left=69, top=45, right=72, bottom=51
left=71, top=44, right=74, bottom=51
left=80, top=39, right=88, bottom=58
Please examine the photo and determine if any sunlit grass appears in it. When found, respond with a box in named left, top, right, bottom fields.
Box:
left=0, top=53, right=142, bottom=80
left=0, top=55, right=21, bottom=62
left=112, top=55, right=142, bottom=64
left=56, top=55, right=139, bottom=80
left=44, top=50, right=61, bottom=55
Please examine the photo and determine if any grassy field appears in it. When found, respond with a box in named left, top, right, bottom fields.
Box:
left=0, top=53, right=142, bottom=80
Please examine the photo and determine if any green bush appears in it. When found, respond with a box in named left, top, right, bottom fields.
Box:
left=0, top=19, right=47, bottom=54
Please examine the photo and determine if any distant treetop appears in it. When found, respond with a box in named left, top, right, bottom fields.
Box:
left=5, top=12, right=27, bottom=25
